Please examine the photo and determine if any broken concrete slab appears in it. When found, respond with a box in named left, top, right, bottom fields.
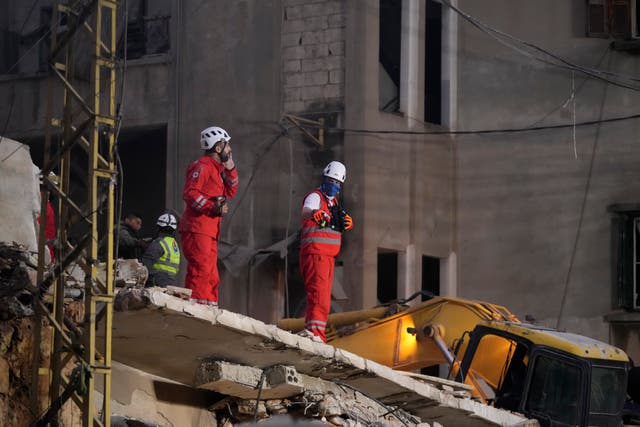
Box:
left=0, top=137, right=40, bottom=252
left=195, top=361, right=304, bottom=400
left=105, top=288, right=537, bottom=426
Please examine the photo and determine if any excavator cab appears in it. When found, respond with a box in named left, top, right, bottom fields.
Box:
left=457, top=324, right=629, bottom=427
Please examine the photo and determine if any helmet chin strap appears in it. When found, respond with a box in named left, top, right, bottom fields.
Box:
left=216, top=140, right=230, bottom=161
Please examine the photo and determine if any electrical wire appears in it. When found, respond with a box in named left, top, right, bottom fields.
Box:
left=224, top=127, right=290, bottom=228
left=527, top=46, right=612, bottom=128
left=555, top=53, right=611, bottom=331
left=438, top=0, right=640, bottom=92
left=294, top=110, right=640, bottom=137
left=112, top=0, right=129, bottom=263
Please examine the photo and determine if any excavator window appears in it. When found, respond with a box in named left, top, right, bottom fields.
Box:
left=524, top=354, right=582, bottom=426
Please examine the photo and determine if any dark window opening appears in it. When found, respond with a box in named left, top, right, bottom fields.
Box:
left=119, top=0, right=171, bottom=60
left=587, top=0, right=640, bottom=39
left=116, top=126, right=167, bottom=237
left=424, top=0, right=442, bottom=124
left=377, top=250, right=398, bottom=304
left=379, top=0, right=401, bottom=113
left=0, top=29, right=20, bottom=74
left=422, top=255, right=440, bottom=299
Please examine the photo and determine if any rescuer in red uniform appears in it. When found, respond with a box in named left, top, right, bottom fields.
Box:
left=179, top=126, right=238, bottom=307
left=299, top=161, right=353, bottom=342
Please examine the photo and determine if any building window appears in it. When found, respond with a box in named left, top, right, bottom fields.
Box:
left=120, top=0, right=170, bottom=60
left=0, top=29, right=20, bottom=74
left=424, top=0, right=442, bottom=124
left=377, top=250, right=398, bottom=303
left=587, top=0, right=640, bottom=39
left=379, top=0, right=402, bottom=113
left=422, top=255, right=440, bottom=299
left=608, top=204, right=640, bottom=310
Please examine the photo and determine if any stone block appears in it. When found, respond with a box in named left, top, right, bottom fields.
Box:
left=304, top=71, right=328, bottom=86
left=328, top=13, right=346, bottom=28
left=285, top=5, right=302, bottom=20
left=326, top=55, right=344, bottom=70
left=283, top=45, right=306, bottom=60
left=284, top=100, right=305, bottom=112
left=324, top=83, right=344, bottom=98
left=304, top=16, right=328, bottom=31
left=284, top=59, right=301, bottom=73
left=328, top=41, right=344, bottom=56
left=326, top=1, right=344, bottom=14
left=302, top=3, right=327, bottom=18
left=284, top=87, right=301, bottom=102
left=305, top=44, right=328, bottom=58
left=301, top=58, right=327, bottom=72
left=329, top=69, right=344, bottom=84
left=324, top=28, right=344, bottom=43
left=282, top=32, right=302, bottom=47
left=301, top=30, right=324, bottom=45
left=301, top=85, right=324, bottom=100
left=284, top=72, right=305, bottom=88
left=283, top=19, right=305, bottom=33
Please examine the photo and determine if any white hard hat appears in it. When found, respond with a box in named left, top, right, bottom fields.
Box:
left=200, top=126, right=230, bottom=150
left=156, top=213, right=177, bottom=230
left=323, top=161, right=346, bottom=183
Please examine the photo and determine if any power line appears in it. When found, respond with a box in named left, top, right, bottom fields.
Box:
left=294, top=111, right=640, bottom=137
left=438, top=0, right=640, bottom=92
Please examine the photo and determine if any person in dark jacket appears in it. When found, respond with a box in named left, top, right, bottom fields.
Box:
left=141, top=213, right=181, bottom=287
left=116, top=212, right=146, bottom=259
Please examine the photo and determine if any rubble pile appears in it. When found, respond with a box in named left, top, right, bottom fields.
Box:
left=210, top=390, right=416, bottom=426
left=0, top=243, right=38, bottom=319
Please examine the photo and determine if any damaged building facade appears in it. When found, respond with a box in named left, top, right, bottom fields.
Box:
left=2, top=0, right=640, bottom=376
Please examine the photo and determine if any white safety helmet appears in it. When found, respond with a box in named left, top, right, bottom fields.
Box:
left=156, top=213, right=178, bottom=230
left=323, top=161, right=346, bottom=183
left=200, top=126, right=230, bottom=150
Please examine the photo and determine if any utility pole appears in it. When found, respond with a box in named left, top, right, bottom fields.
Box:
left=34, top=1, right=118, bottom=425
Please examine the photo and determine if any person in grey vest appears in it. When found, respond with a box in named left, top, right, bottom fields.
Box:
left=142, top=213, right=181, bottom=287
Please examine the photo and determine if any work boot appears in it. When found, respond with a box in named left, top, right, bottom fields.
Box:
left=297, top=329, right=323, bottom=343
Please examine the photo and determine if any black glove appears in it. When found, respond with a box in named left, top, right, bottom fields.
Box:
left=329, top=205, right=348, bottom=232
left=210, top=196, right=227, bottom=217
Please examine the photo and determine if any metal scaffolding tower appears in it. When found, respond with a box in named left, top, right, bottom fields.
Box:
left=34, top=0, right=118, bottom=425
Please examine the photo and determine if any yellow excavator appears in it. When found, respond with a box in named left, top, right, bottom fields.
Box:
left=279, top=295, right=634, bottom=427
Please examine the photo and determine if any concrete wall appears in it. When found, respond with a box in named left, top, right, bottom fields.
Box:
left=454, top=0, right=640, bottom=341
left=343, top=0, right=455, bottom=309
left=4, top=0, right=640, bottom=349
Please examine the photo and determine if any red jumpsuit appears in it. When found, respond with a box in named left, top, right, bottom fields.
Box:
left=299, top=190, right=342, bottom=342
left=179, top=156, right=238, bottom=305
left=37, top=201, right=56, bottom=263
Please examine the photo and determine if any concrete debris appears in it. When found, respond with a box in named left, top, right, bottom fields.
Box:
left=65, top=258, right=148, bottom=289
left=106, top=288, right=537, bottom=426
left=114, top=287, right=151, bottom=311
left=0, top=243, right=37, bottom=319
left=197, top=362, right=304, bottom=400
left=0, top=137, right=40, bottom=253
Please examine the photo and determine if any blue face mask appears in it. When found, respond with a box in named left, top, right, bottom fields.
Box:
left=320, top=181, right=341, bottom=197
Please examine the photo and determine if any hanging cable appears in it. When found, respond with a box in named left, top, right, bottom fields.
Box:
left=438, top=0, right=640, bottom=91
left=556, top=53, right=612, bottom=330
